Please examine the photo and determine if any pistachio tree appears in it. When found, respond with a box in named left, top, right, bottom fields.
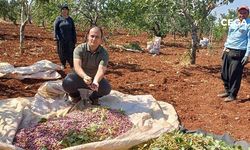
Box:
left=105, top=0, right=174, bottom=37
left=174, top=0, right=234, bottom=64
left=75, top=0, right=109, bottom=27
left=0, top=0, right=19, bottom=24
left=0, top=0, right=9, bottom=20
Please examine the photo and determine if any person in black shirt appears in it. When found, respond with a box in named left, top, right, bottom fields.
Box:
left=53, top=4, right=76, bottom=69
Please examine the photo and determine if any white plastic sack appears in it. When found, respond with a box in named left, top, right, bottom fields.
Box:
left=148, top=36, right=161, bottom=55
left=0, top=62, right=15, bottom=78
left=0, top=60, right=61, bottom=79
left=0, top=80, right=179, bottom=150
left=199, top=37, right=209, bottom=47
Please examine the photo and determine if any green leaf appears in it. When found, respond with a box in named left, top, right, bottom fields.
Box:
left=38, top=118, right=47, bottom=123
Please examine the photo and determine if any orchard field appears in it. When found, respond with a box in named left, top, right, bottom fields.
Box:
left=0, top=20, right=250, bottom=143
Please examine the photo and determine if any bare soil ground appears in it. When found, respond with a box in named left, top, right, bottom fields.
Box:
left=0, top=22, right=250, bottom=142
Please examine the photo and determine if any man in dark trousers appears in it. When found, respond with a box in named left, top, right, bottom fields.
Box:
left=54, top=4, right=76, bottom=69
left=62, top=26, right=111, bottom=105
left=218, top=6, right=250, bottom=102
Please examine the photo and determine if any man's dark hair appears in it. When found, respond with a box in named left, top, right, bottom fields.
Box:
left=61, top=4, right=69, bottom=10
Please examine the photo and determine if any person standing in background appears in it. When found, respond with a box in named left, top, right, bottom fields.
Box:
left=218, top=6, right=250, bottom=102
left=54, top=4, right=76, bottom=70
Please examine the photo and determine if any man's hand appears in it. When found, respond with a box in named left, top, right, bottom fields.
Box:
left=90, top=82, right=99, bottom=91
left=83, top=76, right=92, bottom=85
left=241, top=56, right=249, bottom=65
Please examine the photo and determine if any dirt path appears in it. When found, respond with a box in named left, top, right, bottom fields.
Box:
left=0, top=22, right=249, bottom=142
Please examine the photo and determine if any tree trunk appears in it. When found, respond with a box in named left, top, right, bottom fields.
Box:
left=20, top=4, right=25, bottom=54
left=42, top=20, right=45, bottom=28
left=209, top=24, right=213, bottom=46
left=173, top=32, right=176, bottom=40
left=20, top=21, right=28, bottom=53
left=199, top=30, right=203, bottom=39
left=20, top=3, right=28, bottom=54
left=152, top=22, right=163, bottom=37
left=190, top=23, right=199, bottom=64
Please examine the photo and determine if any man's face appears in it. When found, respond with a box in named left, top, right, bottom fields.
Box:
left=238, top=9, right=249, bottom=21
left=87, top=28, right=102, bottom=50
left=61, top=8, right=68, bottom=16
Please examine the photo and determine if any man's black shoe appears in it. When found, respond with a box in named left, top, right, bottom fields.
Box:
left=71, top=96, right=81, bottom=104
left=90, top=98, right=100, bottom=106
left=217, top=92, right=229, bottom=98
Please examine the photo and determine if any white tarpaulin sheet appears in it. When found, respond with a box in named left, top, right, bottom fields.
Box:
left=0, top=60, right=61, bottom=79
left=0, top=80, right=179, bottom=150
